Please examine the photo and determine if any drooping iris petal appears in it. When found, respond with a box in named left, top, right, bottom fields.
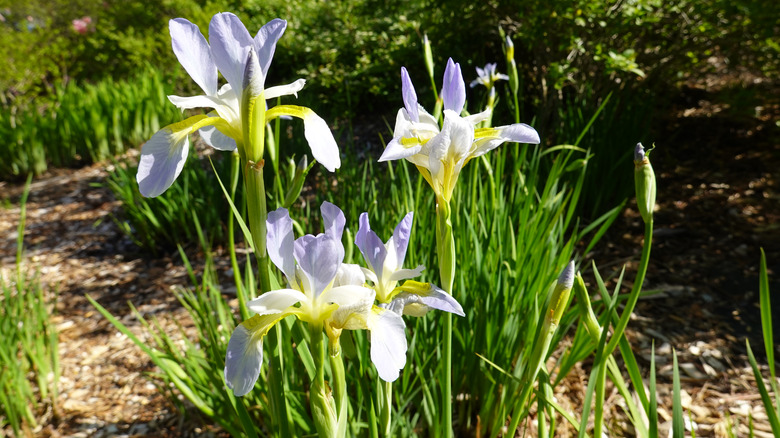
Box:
left=247, top=289, right=306, bottom=315
left=209, top=12, right=253, bottom=96
left=253, top=18, right=287, bottom=80
left=388, top=284, right=465, bottom=318
left=472, top=123, right=540, bottom=158
left=441, top=58, right=465, bottom=114
left=198, top=123, right=237, bottom=151
left=369, top=308, right=408, bottom=382
left=321, top=201, right=346, bottom=242
left=224, top=313, right=288, bottom=396
left=302, top=112, right=341, bottom=172
left=267, top=207, right=296, bottom=281
left=401, top=67, right=419, bottom=123
left=137, top=127, right=190, bottom=198
left=169, top=18, right=218, bottom=96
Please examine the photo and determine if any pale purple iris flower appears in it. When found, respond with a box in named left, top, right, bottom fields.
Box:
left=379, top=58, right=541, bottom=202
left=137, top=13, right=339, bottom=198
left=224, top=202, right=407, bottom=395
left=469, top=62, right=509, bottom=89
left=351, top=211, right=465, bottom=380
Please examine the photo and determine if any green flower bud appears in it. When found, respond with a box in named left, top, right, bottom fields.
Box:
left=241, top=47, right=266, bottom=162
left=548, top=261, right=575, bottom=327
left=282, top=155, right=312, bottom=208
left=633, top=142, right=656, bottom=224
left=423, top=33, right=435, bottom=82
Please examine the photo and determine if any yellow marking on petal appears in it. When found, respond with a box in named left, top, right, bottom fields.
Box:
left=240, top=311, right=294, bottom=341
left=265, top=104, right=313, bottom=122
left=391, top=280, right=433, bottom=298
left=474, top=127, right=499, bottom=139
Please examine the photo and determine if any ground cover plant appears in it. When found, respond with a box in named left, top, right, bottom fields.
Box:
left=1, top=1, right=778, bottom=437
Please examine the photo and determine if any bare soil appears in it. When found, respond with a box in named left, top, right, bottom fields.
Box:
left=0, top=71, right=778, bottom=437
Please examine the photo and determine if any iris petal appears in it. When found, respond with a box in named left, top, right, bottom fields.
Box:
left=169, top=18, right=218, bottom=96
left=209, top=12, right=253, bottom=96
left=303, top=112, right=341, bottom=172
left=441, top=58, right=465, bottom=114
left=267, top=208, right=296, bottom=281
left=247, top=289, right=306, bottom=315
left=369, top=308, right=408, bottom=382
left=224, top=313, right=288, bottom=396
left=401, top=67, right=419, bottom=123
left=253, top=18, right=287, bottom=79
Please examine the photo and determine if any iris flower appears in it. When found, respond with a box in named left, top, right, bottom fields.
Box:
left=469, top=62, right=509, bottom=89
left=352, top=212, right=465, bottom=380
left=224, top=202, right=407, bottom=395
left=379, top=58, right=540, bottom=203
left=137, top=13, right=339, bottom=197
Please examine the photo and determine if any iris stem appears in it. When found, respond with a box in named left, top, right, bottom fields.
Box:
left=435, top=198, right=456, bottom=438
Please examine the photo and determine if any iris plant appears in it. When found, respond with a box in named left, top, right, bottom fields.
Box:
left=137, top=13, right=339, bottom=198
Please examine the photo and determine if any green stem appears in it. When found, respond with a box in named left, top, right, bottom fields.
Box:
left=227, top=153, right=250, bottom=321
left=435, top=198, right=455, bottom=438
left=378, top=379, right=392, bottom=436
left=310, top=324, right=339, bottom=437
left=330, top=341, right=348, bottom=437
left=603, top=219, right=653, bottom=356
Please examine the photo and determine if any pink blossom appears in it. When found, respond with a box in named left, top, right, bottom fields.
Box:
left=72, top=16, right=92, bottom=34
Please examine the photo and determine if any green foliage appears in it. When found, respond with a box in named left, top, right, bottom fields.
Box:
left=0, top=178, right=59, bottom=437
left=0, top=68, right=181, bottom=180
left=105, top=151, right=234, bottom=254
left=0, top=0, right=208, bottom=104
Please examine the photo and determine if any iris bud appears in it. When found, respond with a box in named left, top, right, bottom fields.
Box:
left=633, top=142, right=656, bottom=224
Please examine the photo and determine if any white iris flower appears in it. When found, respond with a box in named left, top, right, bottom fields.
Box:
left=137, top=13, right=339, bottom=198
left=379, top=58, right=540, bottom=203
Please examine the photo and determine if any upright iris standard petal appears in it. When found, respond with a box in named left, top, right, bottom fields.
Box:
left=321, top=201, right=346, bottom=241
left=295, top=234, right=344, bottom=299
left=391, top=212, right=413, bottom=269
left=169, top=18, right=218, bottom=96
left=253, top=18, right=287, bottom=79
left=401, top=67, right=419, bottom=123
left=209, top=12, right=253, bottom=95
left=441, top=58, right=465, bottom=114
left=355, top=213, right=387, bottom=275
left=267, top=208, right=296, bottom=281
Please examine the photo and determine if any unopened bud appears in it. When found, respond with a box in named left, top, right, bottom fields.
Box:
left=633, top=143, right=656, bottom=224
left=505, top=35, right=515, bottom=63
left=549, top=261, right=575, bottom=326
left=423, top=33, right=434, bottom=82
left=241, top=47, right=266, bottom=162
left=282, top=155, right=311, bottom=208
